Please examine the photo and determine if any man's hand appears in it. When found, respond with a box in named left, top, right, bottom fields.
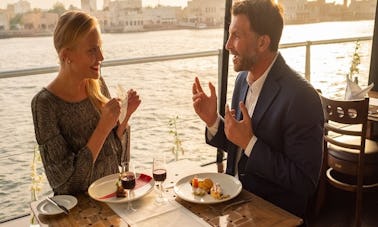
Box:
left=192, top=77, right=218, bottom=127
left=224, top=102, right=253, bottom=149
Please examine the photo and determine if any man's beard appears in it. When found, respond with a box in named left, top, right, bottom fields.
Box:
left=233, top=54, right=256, bottom=72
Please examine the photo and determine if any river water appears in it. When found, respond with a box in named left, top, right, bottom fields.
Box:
left=0, top=20, right=374, bottom=222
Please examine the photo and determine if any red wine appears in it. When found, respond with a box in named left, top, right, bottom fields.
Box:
left=121, top=174, right=136, bottom=189
left=153, top=169, right=167, bottom=182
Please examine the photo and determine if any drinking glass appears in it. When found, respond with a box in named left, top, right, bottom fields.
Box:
left=152, top=154, right=168, bottom=204
left=121, top=161, right=136, bottom=211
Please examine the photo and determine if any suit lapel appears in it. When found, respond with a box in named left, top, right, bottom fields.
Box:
left=252, top=54, right=284, bottom=129
left=237, top=82, right=249, bottom=120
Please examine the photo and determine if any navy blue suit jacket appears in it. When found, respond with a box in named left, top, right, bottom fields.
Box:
left=206, top=53, right=324, bottom=217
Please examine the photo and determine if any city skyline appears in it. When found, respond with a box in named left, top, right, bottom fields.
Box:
left=0, top=0, right=188, bottom=10
left=0, top=0, right=346, bottom=10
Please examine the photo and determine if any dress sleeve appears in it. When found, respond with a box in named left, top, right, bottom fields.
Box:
left=31, top=92, right=94, bottom=194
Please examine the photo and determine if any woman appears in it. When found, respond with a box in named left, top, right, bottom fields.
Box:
left=31, top=10, right=141, bottom=195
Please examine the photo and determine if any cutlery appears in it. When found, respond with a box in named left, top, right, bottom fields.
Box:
left=46, top=197, right=69, bottom=215
left=207, top=198, right=253, bottom=216
left=221, top=198, right=253, bottom=214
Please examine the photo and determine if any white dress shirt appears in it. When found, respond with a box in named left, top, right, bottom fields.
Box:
left=207, top=53, right=278, bottom=175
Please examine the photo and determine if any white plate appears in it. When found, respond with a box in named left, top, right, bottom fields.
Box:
left=88, top=173, right=154, bottom=203
left=174, top=172, right=242, bottom=204
left=37, top=195, right=77, bottom=215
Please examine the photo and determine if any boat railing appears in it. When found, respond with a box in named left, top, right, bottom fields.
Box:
left=0, top=36, right=372, bottom=82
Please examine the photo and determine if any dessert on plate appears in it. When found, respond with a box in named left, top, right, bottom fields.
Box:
left=190, top=175, right=229, bottom=199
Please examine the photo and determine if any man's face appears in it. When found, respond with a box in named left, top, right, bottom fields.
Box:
left=225, top=14, right=261, bottom=72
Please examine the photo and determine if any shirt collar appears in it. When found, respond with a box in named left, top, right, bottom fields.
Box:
left=246, top=52, right=279, bottom=90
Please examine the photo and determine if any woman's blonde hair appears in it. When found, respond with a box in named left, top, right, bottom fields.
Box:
left=54, top=10, right=108, bottom=109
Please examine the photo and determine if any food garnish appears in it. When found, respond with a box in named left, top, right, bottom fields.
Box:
left=189, top=175, right=229, bottom=199
left=115, top=176, right=127, bottom=198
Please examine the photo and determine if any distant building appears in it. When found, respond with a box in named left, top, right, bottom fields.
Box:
left=278, top=0, right=373, bottom=23
left=0, top=10, right=10, bottom=30
left=99, top=0, right=143, bottom=32
left=143, top=6, right=181, bottom=29
left=182, top=0, right=224, bottom=28
left=81, top=0, right=97, bottom=13
left=103, top=0, right=111, bottom=10
left=22, top=12, right=58, bottom=32
left=278, top=0, right=307, bottom=23
left=349, top=0, right=376, bottom=20
left=13, top=0, right=31, bottom=14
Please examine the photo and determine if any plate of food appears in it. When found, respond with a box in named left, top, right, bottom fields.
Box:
left=88, top=173, right=154, bottom=203
left=174, top=172, right=242, bottom=204
left=37, top=195, right=77, bottom=215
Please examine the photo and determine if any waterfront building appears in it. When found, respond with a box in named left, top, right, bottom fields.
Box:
left=102, top=0, right=143, bottom=32
left=278, top=0, right=306, bottom=23
left=0, top=0, right=375, bottom=36
left=13, top=0, right=30, bottom=14
left=81, top=0, right=97, bottom=13
left=22, top=12, right=58, bottom=32
left=103, top=0, right=111, bottom=10
left=143, top=6, right=181, bottom=29
left=349, top=0, right=376, bottom=20
left=181, top=0, right=224, bottom=28
left=0, top=10, right=10, bottom=31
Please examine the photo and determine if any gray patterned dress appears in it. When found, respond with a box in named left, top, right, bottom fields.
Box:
left=31, top=79, right=124, bottom=195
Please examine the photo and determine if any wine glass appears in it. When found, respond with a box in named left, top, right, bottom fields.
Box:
left=152, top=154, right=168, bottom=204
left=121, top=161, right=136, bottom=211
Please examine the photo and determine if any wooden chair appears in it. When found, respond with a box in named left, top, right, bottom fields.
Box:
left=320, top=95, right=378, bottom=227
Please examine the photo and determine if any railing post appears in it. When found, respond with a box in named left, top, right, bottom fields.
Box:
left=218, top=49, right=223, bottom=82
left=305, top=41, right=311, bottom=81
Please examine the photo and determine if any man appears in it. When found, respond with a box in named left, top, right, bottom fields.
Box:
left=192, top=0, right=323, bottom=218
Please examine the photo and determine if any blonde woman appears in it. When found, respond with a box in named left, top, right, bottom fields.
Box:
left=31, top=10, right=141, bottom=195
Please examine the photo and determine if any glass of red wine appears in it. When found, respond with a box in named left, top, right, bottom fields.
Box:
left=121, top=161, right=136, bottom=211
left=153, top=154, right=168, bottom=204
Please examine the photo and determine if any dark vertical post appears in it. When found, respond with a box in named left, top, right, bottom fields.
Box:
left=368, top=1, right=378, bottom=91
left=216, top=0, right=233, bottom=173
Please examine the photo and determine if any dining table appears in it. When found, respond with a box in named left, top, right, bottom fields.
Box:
left=30, top=159, right=303, bottom=227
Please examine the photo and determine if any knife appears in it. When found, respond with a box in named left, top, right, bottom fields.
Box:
left=46, top=197, right=69, bottom=215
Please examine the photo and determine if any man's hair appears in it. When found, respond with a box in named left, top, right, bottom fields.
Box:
left=232, top=0, right=284, bottom=51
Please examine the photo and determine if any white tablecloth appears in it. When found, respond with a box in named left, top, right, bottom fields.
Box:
left=108, top=159, right=216, bottom=226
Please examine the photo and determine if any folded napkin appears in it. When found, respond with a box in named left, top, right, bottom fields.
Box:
left=344, top=75, right=374, bottom=100
left=107, top=192, right=181, bottom=225
left=116, top=84, right=128, bottom=122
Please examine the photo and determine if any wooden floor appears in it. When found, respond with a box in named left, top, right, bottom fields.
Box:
left=308, top=186, right=378, bottom=227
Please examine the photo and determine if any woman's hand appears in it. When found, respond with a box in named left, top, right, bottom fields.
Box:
left=117, top=89, right=141, bottom=138
left=125, top=89, right=141, bottom=122
left=98, top=98, right=121, bottom=135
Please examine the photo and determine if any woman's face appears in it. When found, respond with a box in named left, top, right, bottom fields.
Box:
left=68, top=27, right=104, bottom=80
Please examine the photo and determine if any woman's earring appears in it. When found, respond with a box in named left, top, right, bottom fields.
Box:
left=67, top=59, right=71, bottom=64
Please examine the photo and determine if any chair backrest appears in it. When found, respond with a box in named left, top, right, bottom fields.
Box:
left=320, top=95, right=369, bottom=176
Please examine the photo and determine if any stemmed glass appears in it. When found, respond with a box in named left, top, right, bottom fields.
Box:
left=121, top=161, right=136, bottom=211
left=152, top=154, right=168, bottom=204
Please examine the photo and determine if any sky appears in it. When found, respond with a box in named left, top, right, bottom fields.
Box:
left=0, top=0, right=345, bottom=10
